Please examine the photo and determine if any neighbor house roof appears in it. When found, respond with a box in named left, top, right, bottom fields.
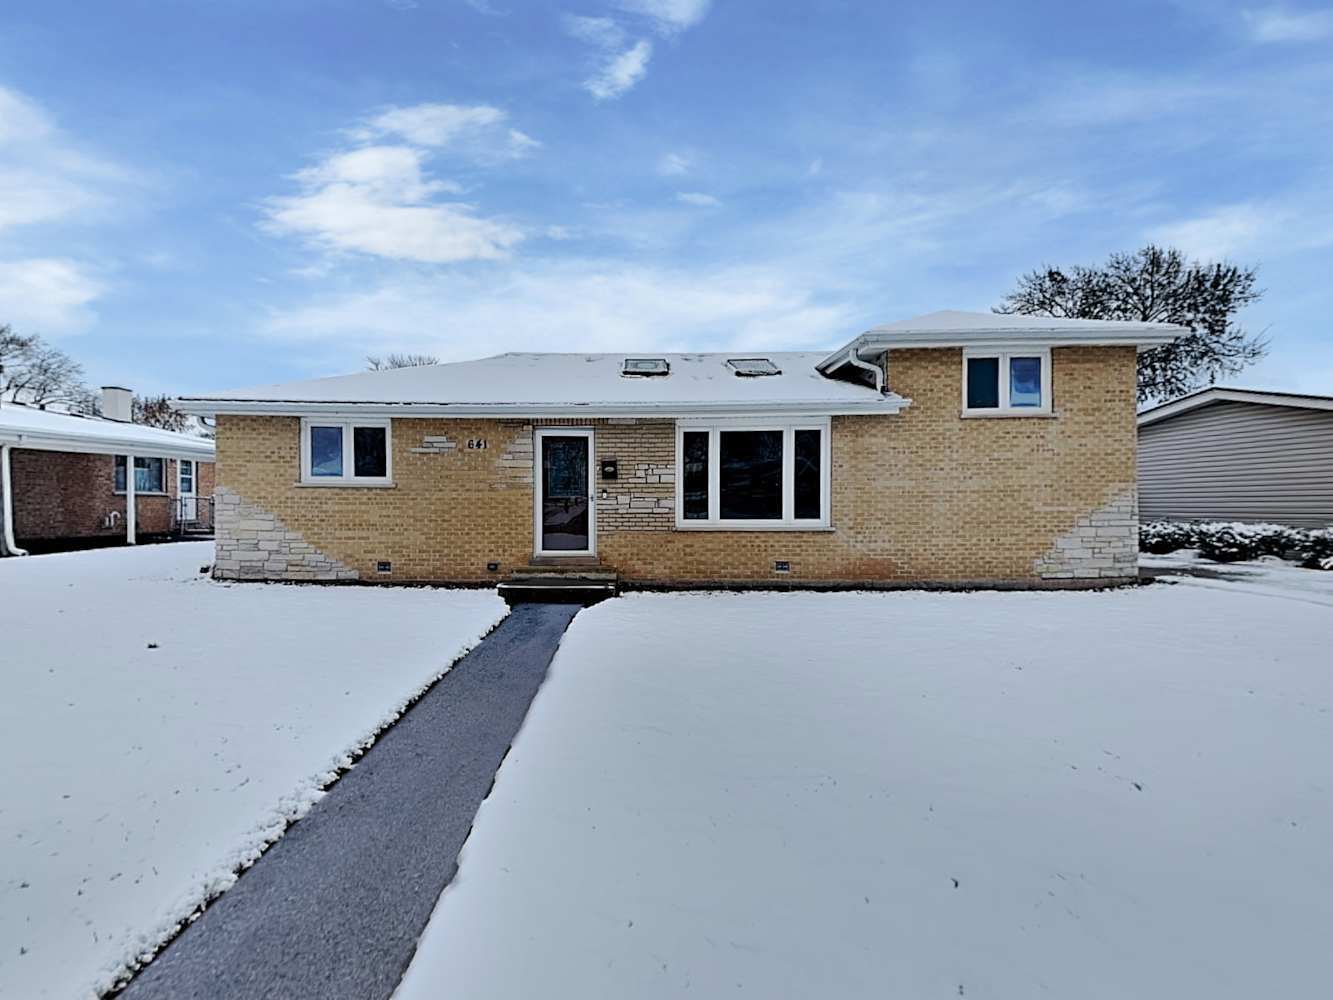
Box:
left=818, top=309, right=1184, bottom=373
left=176, top=352, right=911, bottom=418
left=1137, top=386, right=1333, bottom=427
left=0, top=402, right=216, bottom=460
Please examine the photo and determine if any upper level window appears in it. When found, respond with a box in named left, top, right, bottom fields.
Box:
left=963, top=348, right=1051, bottom=415
left=114, top=456, right=166, bottom=493
left=676, top=419, right=829, bottom=529
left=300, top=418, right=392, bottom=485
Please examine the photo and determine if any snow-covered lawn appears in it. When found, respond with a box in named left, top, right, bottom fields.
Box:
left=396, top=576, right=1333, bottom=999
left=0, top=543, right=507, bottom=1000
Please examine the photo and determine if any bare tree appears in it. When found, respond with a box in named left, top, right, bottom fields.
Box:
left=133, top=394, right=191, bottom=432
left=366, top=352, right=440, bottom=371
left=0, top=325, right=89, bottom=405
left=996, top=245, right=1266, bottom=403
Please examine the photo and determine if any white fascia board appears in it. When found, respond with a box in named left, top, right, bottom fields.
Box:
left=1137, top=388, right=1333, bottom=426
left=0, top=428, right=215, bottom=461
left=177, top=398, right=912, bottom=419
left=819, top=327, right=1183, bottom=370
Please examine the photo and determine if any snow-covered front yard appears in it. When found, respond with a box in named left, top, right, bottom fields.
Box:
left=0, top=543, right=507, bottom=1000
left=396, top=570, right=1333, bottom=999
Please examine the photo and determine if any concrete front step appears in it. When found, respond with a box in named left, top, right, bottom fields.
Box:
left=499, top=567, right=618, bottom=605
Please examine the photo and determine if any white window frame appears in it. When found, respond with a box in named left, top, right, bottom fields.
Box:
left=961, top=347, right=1052, bottom=416
left=113, top=455, right=168, bottom=495
left=675, top=417, right=831, bottom=530
left=299, top=417, right=393, bottom=486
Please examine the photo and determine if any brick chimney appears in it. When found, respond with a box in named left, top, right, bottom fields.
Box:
left=101, top=386, right=133, bottom=422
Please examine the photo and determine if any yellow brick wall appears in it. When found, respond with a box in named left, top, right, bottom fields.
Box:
left=213, top=345, right=1138, bottom=586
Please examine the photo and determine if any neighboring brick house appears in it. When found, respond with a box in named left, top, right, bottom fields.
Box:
left=176, top=311, right=1181, bottom=589
left=0, top=387, right=216, bottom=556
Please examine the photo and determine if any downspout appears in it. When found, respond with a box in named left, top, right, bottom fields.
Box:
left=1, top=442, right=29, bottom=557
left=844, top=344, right=885, bottom=393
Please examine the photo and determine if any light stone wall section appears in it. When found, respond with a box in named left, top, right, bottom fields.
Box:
left=1034, top=487, right=1138, bottom=580
left=211, top=345, right=1140, bottom=587
left=214, top=486, right=358, bottom=581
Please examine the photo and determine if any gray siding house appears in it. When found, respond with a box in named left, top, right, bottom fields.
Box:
left=1137, top=387, right=1333, bottom=528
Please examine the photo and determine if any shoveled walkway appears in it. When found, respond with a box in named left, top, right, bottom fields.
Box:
left=117, top=601, right=581, bottom=1000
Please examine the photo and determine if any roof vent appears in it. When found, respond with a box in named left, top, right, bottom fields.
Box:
left=726, top=358, right=781, bottom=377
left=623, top=358, right=670, bottom=377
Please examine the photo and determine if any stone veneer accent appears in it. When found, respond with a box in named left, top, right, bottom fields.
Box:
left=1034, top=486, right=1138, bottom=581
left=211, top=345, right=1141, bottom=587
left=214, top=486, right=359, bottom=581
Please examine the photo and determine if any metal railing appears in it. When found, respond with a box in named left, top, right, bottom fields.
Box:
left=172, top=495, right=215, bottom=536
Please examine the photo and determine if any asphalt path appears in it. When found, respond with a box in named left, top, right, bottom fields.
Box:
left=117, top=601, right=580, bottom=1000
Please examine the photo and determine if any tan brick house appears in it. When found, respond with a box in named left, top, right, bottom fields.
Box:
left=176, top=311, right=1181, bottom=589
left=1, top=388, right=216, bottom=556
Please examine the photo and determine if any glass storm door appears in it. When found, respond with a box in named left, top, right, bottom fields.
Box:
left=537, top=431, right=593, bottom=554
left=178, top=460, right=197, bottom=521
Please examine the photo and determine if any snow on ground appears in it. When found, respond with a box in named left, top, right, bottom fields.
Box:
left=1142, top=549, right=1333, bottom=604
left=0, top=543, right=507, bottom=1000
left=396, top=577, right=1333, bottom=1000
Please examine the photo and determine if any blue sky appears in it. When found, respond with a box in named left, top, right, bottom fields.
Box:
left=1, top=0, right=1331, bottom=395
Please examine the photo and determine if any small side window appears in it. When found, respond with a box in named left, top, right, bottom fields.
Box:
left=1009, top=357, right=1043, bottom=408
left=964, top=350, right=1050, bottom=415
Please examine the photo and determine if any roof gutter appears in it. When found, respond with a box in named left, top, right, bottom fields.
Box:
left=175, top=398, right=911, bottom=419
left=818, top=326, right=1185, bottom=371
left=0, top=428, right=215, bottom=462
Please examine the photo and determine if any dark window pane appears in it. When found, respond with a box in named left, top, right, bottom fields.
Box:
left=719, top=430, right=782, bottom=520
left=310, top=426, right=343, bottom=477
left=353, top=426, right=388, bottom=477
left=682, top=431, right=709, bottom=519
left=794, top=429, right=821, bottom=519
left=114, top=455, right=126, bottom=492
left=966, top=357, right=1000, bottom=409
left=1009, top=356, right=1042, bottom=407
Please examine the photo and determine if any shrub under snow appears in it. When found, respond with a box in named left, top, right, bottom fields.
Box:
left=1140, top=520, right=1331, bottom=568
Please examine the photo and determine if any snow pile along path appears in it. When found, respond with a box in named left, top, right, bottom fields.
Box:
left=395, top=584, right=1333, bottom=1000
left=0, top=543, right=507, bottom=1000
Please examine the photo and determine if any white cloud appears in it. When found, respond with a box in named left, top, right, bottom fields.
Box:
left=1243, top=6, right=1333, bottom=42
left=614, top=0, right=711, bottom=35
left=563, top=14, right=626, bottom=48
left=676, top=191, right=720, bottom=207
left=264, top=144, right=523, bottom=263
left=263, top=258, right=854, bottom=362
left=0, top=258, right=103, bottom=334
left=563, top=16, right=653, bottom=100
left=584, top=40, right=653, bottom=100
left=352, top=102, right=538, bottom=159
left=0, top=85, right=131, bottom=234
left=657, top=151, right=693, bottom=175
left=264, top=101, right=539, bottom=264
left=1147, top=194, right=1333, bottom=261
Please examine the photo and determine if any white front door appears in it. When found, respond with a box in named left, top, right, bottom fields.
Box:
left=178, top=460, right=197, bottom=521
left=534, top=428, right=595, bottom=557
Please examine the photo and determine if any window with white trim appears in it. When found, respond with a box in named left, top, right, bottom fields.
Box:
left=676, top=419, right=830, bottom=528
left=114, top=456, right=166, bottom=493
left=963, top=348, right=1051, bottom=415
left=300, top=419, right=392, bottom=484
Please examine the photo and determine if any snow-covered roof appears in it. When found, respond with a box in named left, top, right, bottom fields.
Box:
left=818, top=309, right=1184, bottom=372
left=1138, top=386, right=1333, bottom=427
left=0, top=403, right=215, bottom=460
left=177, top=352, right=910, bottom=418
